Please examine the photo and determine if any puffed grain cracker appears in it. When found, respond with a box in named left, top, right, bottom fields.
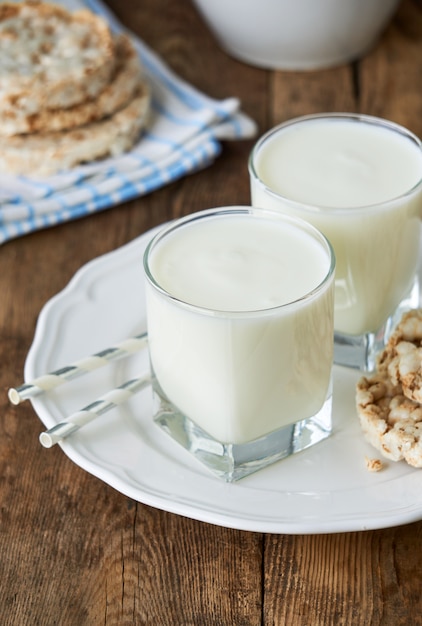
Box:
left=0, top=81, right=150, bottom=176
left=377, top=309, right=422, bottom=403
left=0, top=34, right=142, bottom=136
left=356, top=346, right=422, bottom=468
left=0, top=1, right=115, bottom=115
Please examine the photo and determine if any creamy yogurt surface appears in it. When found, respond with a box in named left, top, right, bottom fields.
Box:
left=148, top=214, right=330, bottom=311
left=254, top=118, right=422, bottom=208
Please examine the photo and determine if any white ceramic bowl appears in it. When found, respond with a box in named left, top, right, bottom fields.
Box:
left=192, top=0, right=401, bottom=70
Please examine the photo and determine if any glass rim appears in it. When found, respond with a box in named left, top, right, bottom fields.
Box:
left=248, top=112, right=422, bottom=214
left=143, top=206, right=336, bottom=318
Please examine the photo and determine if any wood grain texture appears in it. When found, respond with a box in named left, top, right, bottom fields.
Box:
left=1, top=0, right=422, bottom=624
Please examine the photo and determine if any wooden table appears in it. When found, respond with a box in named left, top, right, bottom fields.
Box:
left=2, top=1, right=422, bottom=623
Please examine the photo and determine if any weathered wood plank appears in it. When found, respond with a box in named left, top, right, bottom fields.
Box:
left=1, top=0, right=422, bottom=624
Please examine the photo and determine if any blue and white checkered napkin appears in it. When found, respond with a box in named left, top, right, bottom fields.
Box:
left=0, top=0, right=257, bottom=245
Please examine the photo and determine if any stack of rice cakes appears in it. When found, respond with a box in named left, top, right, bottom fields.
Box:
left=0, top=1, right=150, bottom=177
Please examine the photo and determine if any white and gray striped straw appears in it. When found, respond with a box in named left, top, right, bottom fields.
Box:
left=39, top=374, right=151, bottom=448
left=8, top=332, right=148, bottom=405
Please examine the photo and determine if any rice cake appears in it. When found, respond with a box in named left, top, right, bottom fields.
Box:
left=0, top=1, right=115, bottom=115
left=356, top=309, right=422, bottom=468
left=0, top=34, right=142, bottom=136
left=377, top=309, right=422, bottom=403
left=356, top=372, right=422, bottom=468
left=0, top=80, right=150, bottom=176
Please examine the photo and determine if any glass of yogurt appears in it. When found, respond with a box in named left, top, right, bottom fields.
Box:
left=249, top=113, right=422, bottom=371
left=143, top=207, right=335, bottom=481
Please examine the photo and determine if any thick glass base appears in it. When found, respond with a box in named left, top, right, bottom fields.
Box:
left=152, top=387, right=332, bottom=482
left=334, top=277, right=420, bottom=372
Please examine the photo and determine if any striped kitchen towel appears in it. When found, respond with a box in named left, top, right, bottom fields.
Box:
left=0, top=0, right=257, bottom=245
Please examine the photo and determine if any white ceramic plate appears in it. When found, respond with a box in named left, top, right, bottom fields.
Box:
left=25, top=228, right=422, bottom=534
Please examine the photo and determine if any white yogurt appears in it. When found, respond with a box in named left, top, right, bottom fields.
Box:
left=250, top=115, right=422, bottom=335
left=144, top=209, right=334, bottom=444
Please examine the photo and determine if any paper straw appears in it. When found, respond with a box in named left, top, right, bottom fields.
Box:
left=39, top=374, right=151, bottom=448
left=8, top=333, right=148, bottom=405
